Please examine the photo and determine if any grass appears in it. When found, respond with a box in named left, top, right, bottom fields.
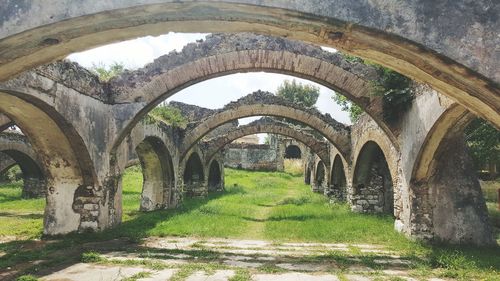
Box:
left=283, top=159, right=303, bottom=176
left=0, top=168, right=500, bottom=280
left=481, top=180, right=500, bottom=241
left=0, top=181, right=44, bottom=238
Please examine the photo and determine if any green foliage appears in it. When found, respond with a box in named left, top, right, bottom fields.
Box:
left=332, top=53, right=415, bottom=123
left=90, top=62, right=125, bottom=81
left=81, top=251, right=104, bottom=263
left=331, top=93, right=364, bottom=122
left=16, top=275, right=39, bottom=281
left=0, top=165, right=22, bottom=182
left=146, top=105, right=188, bottom=128
left=276, top=79, right=320, bottom=108
left=373, top=67, right=414, bottom=122
left=465, top=118, right=499, bottom=172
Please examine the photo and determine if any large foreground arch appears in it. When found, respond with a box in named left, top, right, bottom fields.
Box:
left=0, top=91, right=98, bottom=235
left=0, top=2, right=498, bottom=127
left=202, top=118, right=331, bottom=166
left=180, top=91, right=350, bottom=161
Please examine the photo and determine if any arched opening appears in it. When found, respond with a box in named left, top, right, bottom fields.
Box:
left=135, top=136, right=175, bottom=211
left=0, top=92, right=97, bottom=235
left=352, top=141, right=394, bottom=215
left=208, top=160, right=222, bottom=192
left=305, top=166, right=311, bottom=185
left=329, top=155, right=347, bottom=202
left=1, top=149, right=46, bottom=199
left=1, top=4, right=497, bottom=128
left=285, top=145, right=301, bottom=159
left=183, top=152, right=205, bottom=197
left=313, top=161, right=326, bottom=193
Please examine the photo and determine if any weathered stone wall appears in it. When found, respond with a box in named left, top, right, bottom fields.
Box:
left=224, top=143, right=279, bottom=171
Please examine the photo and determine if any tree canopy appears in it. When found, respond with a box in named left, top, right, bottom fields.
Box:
left=465, top=118, right=499, bottom=174
left=276, top=79, right=320, bottom=108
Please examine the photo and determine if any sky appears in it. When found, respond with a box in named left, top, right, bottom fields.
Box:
left=67, top=33, right=351, bottom=142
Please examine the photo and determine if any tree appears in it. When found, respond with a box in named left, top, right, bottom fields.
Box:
left=331, top=55, right=414, bottom=123
left=465, top=118, right=500, bottom=178
left=90, top=62, right=125, bottom=81
left=331, top=93, right=363, bottom=122
left=276, top=79, right=320, bottom=108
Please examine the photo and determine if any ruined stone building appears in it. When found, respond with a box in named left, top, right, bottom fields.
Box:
left=0, top=1, right=498, bottom=247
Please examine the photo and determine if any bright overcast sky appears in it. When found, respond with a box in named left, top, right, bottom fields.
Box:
left=67, top=33, right=351, bottom=134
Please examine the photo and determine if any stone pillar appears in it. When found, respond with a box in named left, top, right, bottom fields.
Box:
left=409, top=135, right=494, bottom=245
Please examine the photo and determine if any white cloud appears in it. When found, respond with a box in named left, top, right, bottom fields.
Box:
left=67, top=33, right=208, bottom=69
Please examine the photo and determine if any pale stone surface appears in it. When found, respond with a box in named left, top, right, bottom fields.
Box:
left=186, top=270, right=235, bottom=281
left=139, top=269, right=177, bottom=281
left=41, top=263, right=148, bottom=281
left=254, top=273, right=339, bottom=281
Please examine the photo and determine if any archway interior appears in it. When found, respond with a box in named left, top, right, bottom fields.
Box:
left=353, top=141, right=394, bottom=214
left=285, top=145, right=302, bottom=159
left=305, top=167, right=311, bottom=185
left=330, top=155, right=347, bottom=201
left=184, top=152, right=205, bottom=195
left=135, top=136, right=175, bottom=211
left=315, top=161, right=326, bottom=190
left=1, top=149, right=45, bottom=199
left=208, top=160, right=222, bottom=192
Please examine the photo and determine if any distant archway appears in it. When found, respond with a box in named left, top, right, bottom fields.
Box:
left=313, top=161, right=327, bottom=193
left=208, top=160, right=222, bottom=192
left=329, top=154, right=347, bottom=202
left=305, top=166, right=311, bottom=185
left=285, top=145, right=302, bottom=159
left=183, top=152, right=205, bottom=197
left=1, top=149, right=46, bottom=199
left=136, top=136, right=175, bottom=211
left=352, top=141, right=394, bottom=214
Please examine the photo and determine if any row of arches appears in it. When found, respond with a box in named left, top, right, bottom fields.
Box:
left=307, top=141, right=394, bottom=216
left=0, top=26, right=494, bottom=244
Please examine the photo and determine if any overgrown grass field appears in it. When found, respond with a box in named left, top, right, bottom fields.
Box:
left=1, top=167, right=500, bottom=279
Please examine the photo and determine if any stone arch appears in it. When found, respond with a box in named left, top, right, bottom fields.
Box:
left=207, top=160, right=222, bottom=192
left=181, top=92, right=349, bottom=161
left=203, top=118, right=330, bottom=166
left=329, top=154, right=347, bottom=202
left=183, top=151, right=206, bottom=197
left=135, top=136, right=175, bottom=211
left=352, top=141, right=394, bottom=215
left=0, top=3, right=497, bottom=127
left=0, top=91, right=97, bottom=235
left=408, top=103, right=494, bottom=245
left=313, top=161, right=327, bottom=193
left=1, top=149, right=45, bottom=199
left=111, top=33, right=396, bottom=150
left=285, top=145, right=301, bottom=159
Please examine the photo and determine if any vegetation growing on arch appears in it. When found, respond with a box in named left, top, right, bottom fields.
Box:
left=145, top=105, right=189, bottom=128
left=332, top=53, right=415, bottom=123
left=90, top=62, right=125, bottom=82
